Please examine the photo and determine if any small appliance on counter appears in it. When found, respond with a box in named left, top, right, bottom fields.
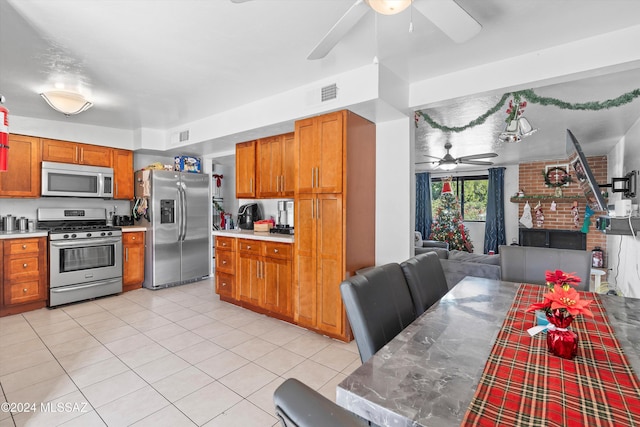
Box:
left=113, top=215, right=134, bottom=226
left=238, top=203, right=262, bottom=230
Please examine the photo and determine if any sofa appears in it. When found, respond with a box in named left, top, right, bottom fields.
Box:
left=415, top=245, right=501, bottom=288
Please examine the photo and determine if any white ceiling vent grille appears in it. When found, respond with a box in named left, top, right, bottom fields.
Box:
left=321, top=84, right=337, bottom=102
left=179, top=130, right=190, bottom=142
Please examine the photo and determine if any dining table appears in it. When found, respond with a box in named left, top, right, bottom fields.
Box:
left=336, top=276, right=640, bottom=427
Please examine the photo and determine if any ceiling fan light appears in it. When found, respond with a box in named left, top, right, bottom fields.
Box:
left=365, top=0, right=412, bottom=15
left=40, top=90, right=93, bottom=116
left=439, top=162, right=457, bottom=171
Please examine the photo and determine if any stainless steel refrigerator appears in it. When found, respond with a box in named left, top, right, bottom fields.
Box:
left=134, top=170, right=211, bottom=289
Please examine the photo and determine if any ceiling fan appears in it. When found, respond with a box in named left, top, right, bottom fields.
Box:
left=231, top=0, right=482, bottom=60
left=417, top=142, right=497, bottom=170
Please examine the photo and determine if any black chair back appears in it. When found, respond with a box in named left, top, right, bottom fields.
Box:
left=401, top=252, right=449, bottom=316
left=340, top=263, right=416, bottom=363
left=273, top=378, right=366, bottom=427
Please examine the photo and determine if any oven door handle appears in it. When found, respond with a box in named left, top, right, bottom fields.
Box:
left=50, top=278, right=121, bottom=293
left=50, top=238, right=122, bottom=248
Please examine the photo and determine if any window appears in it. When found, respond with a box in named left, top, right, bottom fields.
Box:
left=431, top=175, right=488, bottom=221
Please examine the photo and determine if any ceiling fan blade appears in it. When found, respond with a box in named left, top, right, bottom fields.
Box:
left=415, top=160, right=439, bottom=165
left=420, top=154, right=443, bottom=161
left=307, top=0, right=369, bottom=60
left=459, top=160, right=494, bottom=166
left=413, top=0, right=481, bottom=43
left=457, top=152, right=498, bottom=161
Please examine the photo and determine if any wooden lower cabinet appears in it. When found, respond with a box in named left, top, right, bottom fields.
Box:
left=215, top=237, right=293, bottom=321
left=215, top=236, right=236, bottom=298
left=122, top=231, right=145, bottom=292
left=1, top=237, right=48, bottom=317
left=295, top=194, right=345, bottom=338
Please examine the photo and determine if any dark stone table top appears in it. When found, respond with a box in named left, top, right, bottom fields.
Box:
left=336, top=276, right=640, bottom=427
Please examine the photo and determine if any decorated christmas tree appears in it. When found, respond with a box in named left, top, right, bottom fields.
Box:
left=429, top=179, right=474, bottom=252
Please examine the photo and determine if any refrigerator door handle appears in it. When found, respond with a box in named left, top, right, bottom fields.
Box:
left=180, top=182, right=188, bottom=241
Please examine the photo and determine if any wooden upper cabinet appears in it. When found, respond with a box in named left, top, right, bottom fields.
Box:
left=79, top=144, right=112, bottom=167
left=42, top=138, right=112, bottom=167
left=0, top=134, right=41, bottom=198
left=41, top=138, right=78, bottom=163
left=256, top=132, right=295, bottom=198
left=295, top=111, right=343, bottom=194
left=112, top=149, right=134, bottom=200
left=236, top=140, right=256, bottom=198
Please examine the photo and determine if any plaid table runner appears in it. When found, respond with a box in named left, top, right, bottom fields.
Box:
left=461, top=284, right=640, bottom=427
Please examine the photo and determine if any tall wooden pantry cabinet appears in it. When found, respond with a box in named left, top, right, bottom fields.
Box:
left=294, top=110, right=375, bottom=341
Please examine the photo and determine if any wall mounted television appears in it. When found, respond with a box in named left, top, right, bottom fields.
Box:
left=565, top=129, right=607, bottom=212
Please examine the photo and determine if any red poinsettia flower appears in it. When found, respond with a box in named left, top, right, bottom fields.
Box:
left=545, top=270, right=581, bottom=287
left=545, top=285, right=594, bottom=317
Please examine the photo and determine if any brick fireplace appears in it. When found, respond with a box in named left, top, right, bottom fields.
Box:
left=515, top=156, right=607, bottom=260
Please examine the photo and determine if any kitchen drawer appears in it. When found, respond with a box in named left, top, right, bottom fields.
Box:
left=6, top=280, right=42, bottom=305
left=215, top=236, right=235, bottom=250
left=263, top=242, right=291, bottom=259
left=216, top=272, right=235, bottom=298
left=216, top=249, right=235, bottom=274
left=6, top=255, right=40, bottom=280
left=123, top=232, right=144, bottom=244
left=5, top=239, right=42, bottom=255
left=238, top=239, right=261, bottom=255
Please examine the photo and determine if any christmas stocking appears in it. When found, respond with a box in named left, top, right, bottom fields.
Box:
left=581, top=205, right=594, bottom=233
left=534, top=202, right=544, bottom=228
left=519, top=201, right=533, bottom=228
left=571, top=201, right=580, bottom=228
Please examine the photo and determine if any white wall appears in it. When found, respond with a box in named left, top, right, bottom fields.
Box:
left=606, top=116, right=640, bottom=298
left=376, top=117, right=413, bottom=264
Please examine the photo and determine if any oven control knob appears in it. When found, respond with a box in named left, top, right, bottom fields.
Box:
left=71, top=234, right=77, bottom=239
left=101, top=232, right=106, bottom=236
left=87, top=233, right=92, bottom=237
left=107, top=232, right=113, bottom=236
left=64, top=234, right=69, bottom=239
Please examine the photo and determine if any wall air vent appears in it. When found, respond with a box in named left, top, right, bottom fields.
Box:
left=321, top=84, right=338, bottom=102
left=179, top=130, right=190, bottom=142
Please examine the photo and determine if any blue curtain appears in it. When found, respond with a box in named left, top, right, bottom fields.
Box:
left=484, top=167, right=506, bottom=254
left=416, top=172, right=432, bottom=240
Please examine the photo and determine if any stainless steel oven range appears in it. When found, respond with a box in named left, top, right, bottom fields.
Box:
left=37, top=208, right=123, bottom=307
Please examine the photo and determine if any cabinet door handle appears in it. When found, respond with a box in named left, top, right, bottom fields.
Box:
left=247, top=245, right=251, bottom=250
left=316, top=198, right=320, bottom=219
left=23, top=263, right=28, bottom=268
left=125, top=248, right=129, bottom=262
left=23, top=288, right=28, bottom=293
left=311, top=169, right=315, bottom=188
left=274, top=249, right=279, bottom=254
left=250, top=178, right=253, bottom=193
left=22, top=244, right=27, bottom=249
left=311, top=199, right=315, bottom=219
left=222, top=260, right=227, bottom=265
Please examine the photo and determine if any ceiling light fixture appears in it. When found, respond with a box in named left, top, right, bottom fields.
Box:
left=40, top=90, right=93, bottom=116
left=438, top=161, right=458, bottom=171
left=365, top=0, right=412, bottom=15
left=498, top=116, right=538, bottom=143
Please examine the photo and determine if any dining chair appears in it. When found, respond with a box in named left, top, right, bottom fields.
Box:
left=499, top=245, right=591, bottom=290
left=340, top=263, right=416, bottom=363
left=273, top=378, right=368, bottom=427
left=400, top=252, right=449, bottom=316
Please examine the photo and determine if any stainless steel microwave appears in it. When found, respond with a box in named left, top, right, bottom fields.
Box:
left=41, top=161, right=114, bottom=198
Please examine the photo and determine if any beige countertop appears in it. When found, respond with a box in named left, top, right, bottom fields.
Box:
left=121, top=226, right=147, bottom=232
left=0, top=230, right=49, bottom=239
left=212, top=229, right=294, bottom=244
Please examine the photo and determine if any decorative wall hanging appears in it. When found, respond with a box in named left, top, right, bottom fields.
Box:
left=520, top=201, right=533, bottom=229
left=534, top=201, right=544, bottom=228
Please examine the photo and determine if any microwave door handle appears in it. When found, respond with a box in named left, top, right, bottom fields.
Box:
left=98, top=173, right=104, bottom=197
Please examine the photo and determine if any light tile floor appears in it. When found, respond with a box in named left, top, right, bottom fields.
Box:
left=0, top=278, right=361, bottom=427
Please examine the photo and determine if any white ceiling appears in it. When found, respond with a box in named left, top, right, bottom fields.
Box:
left=1, top=0, right=640, bottom=166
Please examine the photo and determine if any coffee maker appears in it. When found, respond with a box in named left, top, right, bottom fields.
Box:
left=272, top=200, right=294, bottom=234
left=237, top=203, right=262, bottom=230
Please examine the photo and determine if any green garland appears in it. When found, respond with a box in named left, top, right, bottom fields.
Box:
left=416, top=88, right=640, bottom=132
